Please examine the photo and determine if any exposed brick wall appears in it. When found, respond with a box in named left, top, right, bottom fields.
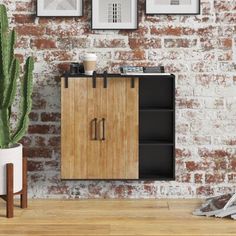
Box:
left=4, top=0, right=236, bottom=198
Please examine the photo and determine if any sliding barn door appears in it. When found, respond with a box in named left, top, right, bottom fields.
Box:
left=61, top=78, right=90, bottom=179
left=61, top=77, right=138, bottom=179
left=105, top=78, right=139, bottom=179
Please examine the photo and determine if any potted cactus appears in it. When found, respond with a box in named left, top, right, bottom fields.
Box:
left=0, top=4, right=34, bottom=195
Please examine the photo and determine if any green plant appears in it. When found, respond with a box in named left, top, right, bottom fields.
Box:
left=0, top=4, right=34, bottom=148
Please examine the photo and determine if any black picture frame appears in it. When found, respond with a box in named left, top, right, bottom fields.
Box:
left=36, top=0, right=84, bottom=17
left=91, top=0, right=138, bottom=30
left=145, top=0, right=200, bottom=15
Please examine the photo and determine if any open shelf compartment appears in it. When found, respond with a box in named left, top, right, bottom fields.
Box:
left=139, top=145, right=174, bottom=180
left=139, top=111, right=174, bottom=142
left=139, top=76, right=174, bottom=109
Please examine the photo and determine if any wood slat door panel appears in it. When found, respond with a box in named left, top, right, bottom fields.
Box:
left=125, top=78, right=139, bottom=179
left=61, top=78, right=75, bottom=179
left=99, top=79, right=110, bottom=179
left=74, top=78, right=88, bottom=179
left=87, top=78, right=102, bottom=179
left=106, top=78, right=126, bottom=179
left=106, top=78, right=139, bottom=179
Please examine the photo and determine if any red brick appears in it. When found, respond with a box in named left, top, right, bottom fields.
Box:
left=24, top=147, right=53, bottom=158
left=15, top=1, right=35, bottom=11
left=218, top=38, right=232, bottom=49
left=32, top=92, right=47, bottom=110
left=176, top=124, right=189, bottom=135
left=205, top=174, right=225, bottom=183
left=46, top=25, right=84, bottom=37
left=34, top=137, right=47, bottom=147
left=27, top=160, right=44, bottom=171
left=119, top=26, right=148, bottom=37
left=196, top=186, right=214, bottom=196
left=194, top=174, right=204, bottom=183
left=58, top=38, right=91, bottom=49
left=176, top=98, right=201, bottom=109
left=29, top=112, right=39, bottom=122
left=164, top=38, right=197, bottom=48
left=114, top=50, right=146, bottom=60
left=176, top=148, right=191, bottom=158
left=214, top=1, right=233, bottom=13
left=185, top=161, right=209, bottom=171
left=94, top=38, right=126, bottom=48
left=16, top=25, right=45, bottom=36
left=150, top=26, right=182, bottom=36
left=177, top=173, right=191, bottom=183
left=48, top=186, right=69, bottom=195
left=45, top=160, right=59, bottom=170
left=193, top=136, right=211, bottom=145
left=218, top=51, right=232, bottom=61
left=200, top=38, right=217, bottom=51
left=44, top=51, right=74, bottom=62
left=198, top=148, right=232, bottom=159
left=129, top=38, right=161, bottom=49
left=41, top=112, right=61, bottom=122
left=214, top=160, right=227, bottom=170
left=182, top=26, right=216, bottom=37
left=28, top=125, right=60, bottom=135
left=31, top=38, right=57, bottom=49
left=185, top=161, right=198, bottom=171
left=230, top=160, right=236, bottom=171
left=29, top=173, right=46, bottom=183
left=13, top=14, right=35, bottom=24
left=48, top=137, right=60, bottom=147
left=216, top=13, right=236, bottom=23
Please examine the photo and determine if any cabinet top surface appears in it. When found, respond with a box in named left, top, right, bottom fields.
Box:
left=62, top=73, right=175, bottom=79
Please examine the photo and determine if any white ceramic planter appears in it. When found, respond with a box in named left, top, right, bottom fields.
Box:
left=0, top=144, right=23, bottom=195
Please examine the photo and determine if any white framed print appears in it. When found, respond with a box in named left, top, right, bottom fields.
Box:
left=37, top=0, right=83, bottom=17
left=92, top=0, right=138, bottom=30
left=146, top=0, right=200, bottom=15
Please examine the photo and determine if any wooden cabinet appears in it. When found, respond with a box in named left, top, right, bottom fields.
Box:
left=61, top=74, right=175, bottom=180
left=61, top=77, right=139, bottom=179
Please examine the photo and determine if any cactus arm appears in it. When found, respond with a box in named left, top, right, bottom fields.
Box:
left=9, top=30, right=16, bottom=57
left=0, top=108, right=11, bottom=148
left=11, top=57, right=34, bottom=143
left=0, top=5, right=8, bottom=32
left=8, top=29, right=16, bottom=71
left=4, top=58, right=19, bottom=109
left=0, top=5, right=9, bottom=108
left=0, top=21, right=10, bottom=108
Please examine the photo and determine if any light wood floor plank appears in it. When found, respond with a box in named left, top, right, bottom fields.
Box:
left=0, top=199, right=235, bottom=235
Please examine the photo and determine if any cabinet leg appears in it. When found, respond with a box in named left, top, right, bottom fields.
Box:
left=21, top=157, right=27, bottom=209
left=6, top=163, right=14, bottom=218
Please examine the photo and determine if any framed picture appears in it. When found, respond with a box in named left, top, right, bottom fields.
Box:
left=92, top=0, right=138, bottom=30
left=37, top=0, right=83, bottom=17
left=146, top=0, right=200, bottom=15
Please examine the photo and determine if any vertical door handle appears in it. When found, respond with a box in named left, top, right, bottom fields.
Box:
left=99, top=118, right=106, bottom=141
left=91, top=118, right=98, bottom=140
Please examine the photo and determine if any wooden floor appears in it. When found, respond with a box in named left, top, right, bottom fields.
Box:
left=0, top=199, right=235, bottom=235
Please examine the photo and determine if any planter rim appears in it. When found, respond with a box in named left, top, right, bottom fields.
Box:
left=0, top=143, right=22, bottom=150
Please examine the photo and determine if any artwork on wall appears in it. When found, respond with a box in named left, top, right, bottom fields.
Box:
left=37, top=0, right=83, bottom=17
left=92, top=0, right=138, bottom=30
left=146, top=0, right=200, bottom=15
